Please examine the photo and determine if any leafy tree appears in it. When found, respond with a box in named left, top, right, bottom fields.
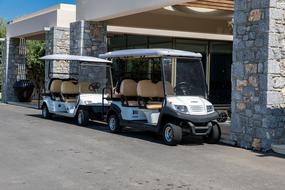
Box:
left=0, top=18, right=6, bottom=38
left=25, top=40, right=45, bottom=95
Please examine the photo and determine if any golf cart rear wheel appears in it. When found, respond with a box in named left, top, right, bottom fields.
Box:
left=162, top=123, right=182, bottom=146
left=205, top=123, right=221, bottom=144
left=77, top=109, right=89, bottom=126
left=42, top=104, right=51, bottom=119
left=108, top=114, right=122, bottom=133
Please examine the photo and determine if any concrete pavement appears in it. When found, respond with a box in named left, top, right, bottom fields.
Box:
left=0, top=103, right=285, bottom=190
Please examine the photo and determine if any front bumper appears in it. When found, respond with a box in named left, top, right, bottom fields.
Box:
left=176, top=111, right=219, bottom=123
left=187, top=122, right=213, bottom=136
left=175, top=112, right=218, bottom=136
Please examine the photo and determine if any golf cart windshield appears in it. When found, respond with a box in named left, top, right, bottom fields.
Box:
left=163, top=57, right=207, bottom=97
left=79, top=63, right=112, bottom=94
left=40, top=54, right=112, bottom=95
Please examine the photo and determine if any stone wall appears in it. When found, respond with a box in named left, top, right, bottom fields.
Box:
left=232, top=0, right=285, bottom=151
left=45, top=27, right=72, bottom=88
left=70, top=20, right=107, bottom=56
left=0, top=41, right=4, bottom=99
left=2, top=38, right=26, bottom=102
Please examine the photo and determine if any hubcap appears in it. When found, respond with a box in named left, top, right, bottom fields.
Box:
left=164, top=125, right=174, bottom=142
left=109, top=117, right=116, bottom=131
left=78, top=112, right=83, bottom=124
left=43, top=107, right=47, bottom=117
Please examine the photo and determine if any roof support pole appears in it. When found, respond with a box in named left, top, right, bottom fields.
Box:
left=70, top=20, right=107, bottom=57
left=3, top=38, right=26, bottom=102
left=44, top=27, right=71, bottom=88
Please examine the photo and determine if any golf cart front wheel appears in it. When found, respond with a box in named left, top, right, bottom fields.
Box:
left=42, top=104, right=52, bottom=119
left=108, top=114, right=122, bottom=133
left=77, top=109, right=89, bottom=126
left=162, top=123, right=182, bottom=146
left=205, top=123, right=221, bottom=144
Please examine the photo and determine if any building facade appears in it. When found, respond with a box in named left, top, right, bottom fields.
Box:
left=3, top=0, right=285, bottom=151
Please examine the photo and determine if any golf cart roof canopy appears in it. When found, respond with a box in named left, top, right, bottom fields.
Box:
left=99, top=49, right=202, bottom=59
left=41, top=54, right=111, bottom=64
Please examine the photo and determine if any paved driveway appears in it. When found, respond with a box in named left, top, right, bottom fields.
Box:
left=0, top=103, right=284, bottom=190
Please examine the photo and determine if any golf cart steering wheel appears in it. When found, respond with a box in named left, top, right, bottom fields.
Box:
left=89, top=82, right=101, bottom=92
left=174, top=82, right=190, bottom=95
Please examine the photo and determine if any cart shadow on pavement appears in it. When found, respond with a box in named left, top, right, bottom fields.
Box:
left=86, top=123, right=206, bottom=146
left=255, top=151, right=285, bottom=159
left=27, top=114, right=209, bottom=146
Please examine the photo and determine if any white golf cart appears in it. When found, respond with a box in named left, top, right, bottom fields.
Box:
left=40, top=54, right=112, bottom=126
left=100, top=49, right=221, bottom=146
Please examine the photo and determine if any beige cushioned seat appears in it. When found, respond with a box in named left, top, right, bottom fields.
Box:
left=120, top=79, right=138, bottom=97
left=49, top=80, right=62, bottom=100
left=137, top=80, right=157, bottom=98
left=137, top=80, right=162, bottom=110
left=156, top=81, right=174, bottom=97
left=145, top=102, right=163, bottom=110
left=61, top=81, right=79, bottom=102
left=50, top=80, right=62, bottom=93
left=79, top=82, right=92, bottom=94
left=120, top=79, right=138, bottom=106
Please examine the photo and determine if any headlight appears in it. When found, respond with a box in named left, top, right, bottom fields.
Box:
left=173, top=105, right=189, bottom=113
left=207, top=105, right=214, bottom=113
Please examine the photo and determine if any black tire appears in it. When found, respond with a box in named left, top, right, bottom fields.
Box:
left=107, top=114, right=122, bottom=133
left=205, top=123, right=221, bottom=144
left=42, top=104, right=52, bottom=119
left=77, top=109, right=89, bottom=126
left=217, top=112, right=228, bottom=123
left=162, top=123, right=182, bottom=146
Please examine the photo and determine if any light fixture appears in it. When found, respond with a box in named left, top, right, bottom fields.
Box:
left=166, top=5, right=233, bottom=18
left=163, top=6, right=176, bottom=12
left=164, top=5, right=217, bottom=13
left=187, top=7, right=217, bottom=13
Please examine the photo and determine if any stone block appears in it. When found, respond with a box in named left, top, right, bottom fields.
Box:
left=237, top=102, right=246, bottom=111
left=252, top=138, right=261, bottom=150
left=272, top=76, right=285, bottom=89
left=248, top=75, right=258, bottom=87
left=281, top=87, right=285, bottom=96
left=267, top=91, right=284, bottom=105
left=248, top=9, right=262, bottom=22
left=245, top=64, right=257, bottom=74
left=236, top=79, right=248, bottom=91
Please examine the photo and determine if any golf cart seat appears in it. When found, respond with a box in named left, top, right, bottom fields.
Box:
left=50, top=79, right=62, bottom=100
left=79, top=82, right=93, bottom=94
left=156, top=81, right=174, bottom=97
left=137, top=80, right=163, bottom=110
left=120, top=79, right=139, bottom=107
left=61, top=81, right=79, bottom=102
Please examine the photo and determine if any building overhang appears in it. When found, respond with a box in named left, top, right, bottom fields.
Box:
left=78, top=0, right=233, bottom=40
left=107, top=25, right=233, bottom=41
left=7, top=4, right=76, bottom=39
left=76, top=0, right=192, bottom=21
left=77, top=0, right=234, bottom=21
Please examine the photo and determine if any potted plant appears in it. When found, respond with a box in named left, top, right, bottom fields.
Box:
left=13, top=80, right=34, bottom=102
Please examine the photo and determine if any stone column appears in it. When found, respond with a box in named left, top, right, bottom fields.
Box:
left=232, top=0, right=285, bottom=151
left=44, top=27, right=70, bottom=89
left=70, top=20, right=107, bottom=56
left=3, top=38, right=26, bottom=102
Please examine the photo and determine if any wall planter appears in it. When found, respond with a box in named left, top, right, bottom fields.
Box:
left=13, top=80, right=35, bottom=102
